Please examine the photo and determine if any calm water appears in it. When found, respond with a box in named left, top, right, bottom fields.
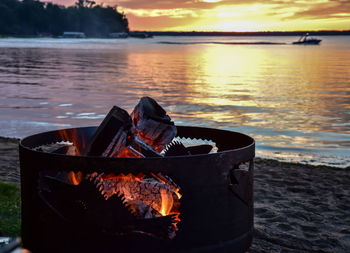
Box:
left=0, top=36, right=349, bottom=167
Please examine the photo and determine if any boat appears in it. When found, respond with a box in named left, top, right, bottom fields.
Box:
left=61, top=32, right=86, bottom=38
left=292, top=33, right=321, bottom=45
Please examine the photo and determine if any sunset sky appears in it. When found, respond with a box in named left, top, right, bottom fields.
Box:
left=49, top=0, right=350, bottom=32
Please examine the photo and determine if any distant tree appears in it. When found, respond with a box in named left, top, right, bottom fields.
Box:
left=72, top=1, right=128, bottom=36
left=0, top=0, right=129, bottom=36
left=64, top=6, right=80, bottom=32
left=75, top=0, right=96, bottom=9
left=45, top=3, right=66, bottom=35
left=0, top=3, right=16, bottom=34
left=17, top=0, right=46, bottom=34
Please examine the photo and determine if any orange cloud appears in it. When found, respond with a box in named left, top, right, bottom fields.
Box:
left=288, top=0, right=350, bottom=19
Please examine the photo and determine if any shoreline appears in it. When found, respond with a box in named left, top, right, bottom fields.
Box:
left=0, top=137, right=349, bottom=252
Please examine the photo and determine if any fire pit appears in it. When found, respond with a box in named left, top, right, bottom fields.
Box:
left=19, top=98, right=254, bottom=252
left=19, top=125, right=254, bottom=252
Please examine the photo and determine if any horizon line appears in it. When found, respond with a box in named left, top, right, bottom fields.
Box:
left=130, top=29, right=350, bottom=33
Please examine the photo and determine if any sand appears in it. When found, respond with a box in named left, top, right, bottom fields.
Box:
left=1, top=137, right=349, bottom=252
left=250, top=159, right=350, bottom=253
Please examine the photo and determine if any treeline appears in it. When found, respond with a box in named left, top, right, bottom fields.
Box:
left=0, top=0, right=129, bottom=37
left=149, top=30, right=350, bottom=36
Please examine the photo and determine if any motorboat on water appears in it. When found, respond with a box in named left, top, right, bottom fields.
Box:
left=292, top=33, right=321, bottom=45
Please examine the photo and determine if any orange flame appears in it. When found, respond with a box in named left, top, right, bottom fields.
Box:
left=67, top=171, right=83, bottom=185
left=58, top=128, right=86, bottom=156
left=159, top=188, right=174, bottom=216
left=151, top=172, right=182, bottom=199
left=96, top=171, right=182, bottom=232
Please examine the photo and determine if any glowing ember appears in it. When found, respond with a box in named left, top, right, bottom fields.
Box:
left=117, top=147, right=144, bottom=158
left=95, top=173, right=181, bottom=217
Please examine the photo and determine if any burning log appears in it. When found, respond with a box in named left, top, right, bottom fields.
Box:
left=40, top=176, right=176, bottom=238
left=131, top=97, right=177, bottom=152
left=91, top=173, right=181, bottom=218
left=83, top=106, right=160, bottom=158
left=83, top=106, right=132, bottom=157
left=127, top=200, right=158, bottom=219
left=84, top=97, right=179, bottom=158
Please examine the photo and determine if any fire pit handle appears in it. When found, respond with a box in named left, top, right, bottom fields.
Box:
left=228, top=161, right=253, bottom=206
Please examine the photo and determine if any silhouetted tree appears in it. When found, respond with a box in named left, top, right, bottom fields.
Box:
left=76, top=0, right=95, bottom=9
left=0, top=0, right=20, bottom=34
left=0, top=0, right=129, bottom=36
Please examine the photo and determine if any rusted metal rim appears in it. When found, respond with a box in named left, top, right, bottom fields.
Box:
left=20, top=126, right=255, bottom=159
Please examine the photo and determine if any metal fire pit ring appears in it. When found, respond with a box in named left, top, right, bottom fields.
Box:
left=19, top=126, right=255, bottom=253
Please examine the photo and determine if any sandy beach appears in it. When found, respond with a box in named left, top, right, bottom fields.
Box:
left=1, top=137, right=349, bottom=252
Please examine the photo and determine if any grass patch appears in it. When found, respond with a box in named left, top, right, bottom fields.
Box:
left=0, top=182, right=21, bottom=236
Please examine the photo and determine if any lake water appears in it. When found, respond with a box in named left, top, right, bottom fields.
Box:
left=0, top=36, right=349, bottom=167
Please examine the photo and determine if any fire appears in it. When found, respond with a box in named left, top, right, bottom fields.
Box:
left=67, top=171, right=83, bottom=185
left=97, top=172, right=181, bottom=226
left=151, top=172, right=182, bottom=199
left=58, top=128, right=86, bottom=156
left=159, top=188, right=174, bottom=216
left=56, top=99, right=182, bottom=238
left=109, top=139, right=182, bottom=222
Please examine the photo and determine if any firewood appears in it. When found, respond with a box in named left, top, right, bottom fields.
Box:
left=131, top=97, right=177, bottom=152
left=127, top=200, right=160, bottom=219
left=129, top=135, right=161, bottom=157
left=95, top=174, right=180, bottom=216
left=42, top=175, right=176, bottom=239
left=83, top=106, right=132, bottom=157
left=83, top=106, right=161, bottom=157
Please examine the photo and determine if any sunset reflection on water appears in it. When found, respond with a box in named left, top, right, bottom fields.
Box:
left=0, top=36, right=349, bottom=166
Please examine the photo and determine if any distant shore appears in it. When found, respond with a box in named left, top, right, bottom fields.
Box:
left=0, top=136, right=349, bottom=251
left=136, top=30, right=350, bottom=37
left=1, top=30, right=350, bottom=39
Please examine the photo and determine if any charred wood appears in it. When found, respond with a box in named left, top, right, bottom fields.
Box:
left=83, top=106, right=132, bottom=157
left=83, top=106, right=161, bottom=158
left=131, top=97, right=177, bottom=152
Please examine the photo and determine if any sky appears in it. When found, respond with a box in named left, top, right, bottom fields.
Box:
left=47, top=0, right=350, bottom=32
